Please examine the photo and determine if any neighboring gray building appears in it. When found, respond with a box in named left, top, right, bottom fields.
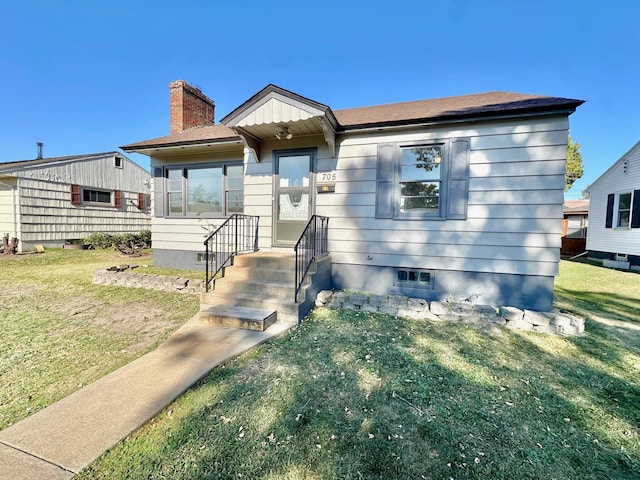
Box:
left=0, top=151, right=151, bottom=250
left=586, top=140, right=640, bottom=269
left=122, top=81, right=583, bottom=311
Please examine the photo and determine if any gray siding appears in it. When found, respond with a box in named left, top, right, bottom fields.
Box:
left=1, top=153, right=150, bottom=248
left=586, top=142, right=640, bottom=257
left=317, top=117, right=568, bottom=278
left=149, top=117, right=569, bottom=310
left=150, top=147, right=245, bottom=254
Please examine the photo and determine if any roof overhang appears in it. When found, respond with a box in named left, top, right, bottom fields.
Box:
left=122, top=138, right=243, bottom=157
left=221, top=84, right=339, bottom=158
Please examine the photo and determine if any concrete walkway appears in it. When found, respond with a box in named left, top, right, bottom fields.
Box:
left=0, top=315, right=293, bottom=480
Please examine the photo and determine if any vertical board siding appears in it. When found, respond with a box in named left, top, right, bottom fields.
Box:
left=587, top=142, right=640, bottom=256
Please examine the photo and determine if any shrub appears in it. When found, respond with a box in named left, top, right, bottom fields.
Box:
left=83, top=230, right=151, bottom=250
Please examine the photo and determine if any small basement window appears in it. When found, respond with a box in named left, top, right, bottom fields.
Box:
left=196, top=252, right=213, bottom=263
left=395, top=268, right=433, bottom=288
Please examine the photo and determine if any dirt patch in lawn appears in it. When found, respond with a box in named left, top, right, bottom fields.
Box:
left=49, top=295, right=183, bottom=353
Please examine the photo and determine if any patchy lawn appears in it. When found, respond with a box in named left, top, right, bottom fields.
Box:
left=0, top=249, right=200, bottom=429
left=76, top=260, right=640, bottom=480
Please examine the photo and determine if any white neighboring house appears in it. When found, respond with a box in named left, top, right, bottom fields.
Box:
left=0, top=151, right=151, bottom=251
left=122, top=81, right=583, bottom=311
left=586, top=140, right=640, bottom=269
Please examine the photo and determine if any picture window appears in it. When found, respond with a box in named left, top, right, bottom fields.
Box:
left=166, top=163, right=243, bottom=217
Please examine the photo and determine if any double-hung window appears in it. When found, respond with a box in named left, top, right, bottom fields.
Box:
left=166, top=163, right=243, bottom=217
left=399, top=146, right=442, bottom=215
left=605, top=190, right=640, bottom=229
left=376, top=138, right=469, bottom=220
left=617, top=192, right=632, bottom=228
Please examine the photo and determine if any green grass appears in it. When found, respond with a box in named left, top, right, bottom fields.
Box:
left=75, top=260, right=640, bottom=480
left=0, top=249, right=200, bottom=429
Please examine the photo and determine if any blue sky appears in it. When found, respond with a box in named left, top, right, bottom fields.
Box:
left=1, top=0, right=638, bottom=199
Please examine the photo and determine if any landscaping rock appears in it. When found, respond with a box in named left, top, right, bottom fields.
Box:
left=505, top=318, right=533, bottom=330
left=550, top=313, right=573, bottom=328
left=533, top=324, right=561, bottom=335
left=360, top=303, right=379, bottom=313
left=450, top=302, right=474, bottom=318
left=367, top=294, right=388, bottom=308
left=349, top=293, right=366, bottom=307
left=316, top=290, right=334, bottom=306
left=474, top=304, right=499, bottom=321
left=524, top=310, right=552, bottom=326
left=429, top=301, right=450, bottom=316
left=499, top=306, right=524, bottom=322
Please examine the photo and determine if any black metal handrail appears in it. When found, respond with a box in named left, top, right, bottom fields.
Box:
left=204, top=214, right=259, bottom=291
left=294, top=215, right=329, bottom=302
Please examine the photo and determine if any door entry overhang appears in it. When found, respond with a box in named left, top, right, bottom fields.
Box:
left=221, top=84, right=338, bottom=160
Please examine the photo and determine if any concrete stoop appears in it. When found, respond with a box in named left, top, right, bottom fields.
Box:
left=200, top=305, right=277, bottom=332
left=199, top=252, right=331, bottom=329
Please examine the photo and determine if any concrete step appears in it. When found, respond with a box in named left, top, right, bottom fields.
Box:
left=199, top=305, right=277, bottom=331
left=224, top=265, right=297, bottom=283
left=201, top=291, right=302, bottom=324
left=212, top=278, right=296, bottom=300
left=233, top=252, right=297, bottom=270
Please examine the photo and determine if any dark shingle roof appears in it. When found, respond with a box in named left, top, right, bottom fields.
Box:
left=121, top=90, right=584, bottom=151
left=334, top=91, right=582, bottom=127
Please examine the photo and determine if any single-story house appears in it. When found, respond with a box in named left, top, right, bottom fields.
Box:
left=0, top=150, right=151, bottom=251
left=586, top=140, right=640, bottom=269
left=122, top=81, right=583, bottom=311
left=561, top=199, right=589, bottom=256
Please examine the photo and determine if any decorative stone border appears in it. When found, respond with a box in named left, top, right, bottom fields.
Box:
left=93, top=265, right=205, bottom=294
left=315, top=290, right=585, bottom=336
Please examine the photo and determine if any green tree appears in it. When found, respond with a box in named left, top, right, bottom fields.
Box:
left=565, top=135, right=584, bottom=191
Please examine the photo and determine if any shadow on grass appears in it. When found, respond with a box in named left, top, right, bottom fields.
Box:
left=78, top=308, right=640, bottom=480
left=555, top=287, right=640, bottom=325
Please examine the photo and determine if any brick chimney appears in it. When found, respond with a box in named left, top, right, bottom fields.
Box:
left=169, top=80, right=215, bottom=134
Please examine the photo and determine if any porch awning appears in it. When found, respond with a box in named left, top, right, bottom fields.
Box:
left=221, top=84, right=339, bottom=159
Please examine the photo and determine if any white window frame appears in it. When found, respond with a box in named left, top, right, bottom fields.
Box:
left=616, top=192, right=632, bottom=228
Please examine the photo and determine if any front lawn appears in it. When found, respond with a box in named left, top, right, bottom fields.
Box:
left=76, top=260, right=640, bottom=480
left=0, top=249, right=200, bottom=430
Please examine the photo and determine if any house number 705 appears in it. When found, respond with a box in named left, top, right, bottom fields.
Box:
left=319, top=172, right=337, bottom=182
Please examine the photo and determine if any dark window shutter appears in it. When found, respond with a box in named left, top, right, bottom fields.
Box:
left=631, top=189, right=640, bottom=228
left=70, top=184, right=81, bottom=205
left=137, top=192, right=145, bottom=210
left=376, top=144, right=396, bottom=218
left=153, top=167, right=166, bottom=218
left=114, top=190, right=122, bottom=208
left=446, top=138, right=470, bottom=219
left=605, top=193, right=615, bottom=228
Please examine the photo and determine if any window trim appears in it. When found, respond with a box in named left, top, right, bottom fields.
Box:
left=376, top=137, right=471, bottom=221
left=70, top=185, right=121, bottom=208
left=82, top=187, right=113, bottom=205
left=616, top=192, right=632, bottom=228
left=397, top=142, right=446, bottom=219
left=163, top=161, right=244, bottom=218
